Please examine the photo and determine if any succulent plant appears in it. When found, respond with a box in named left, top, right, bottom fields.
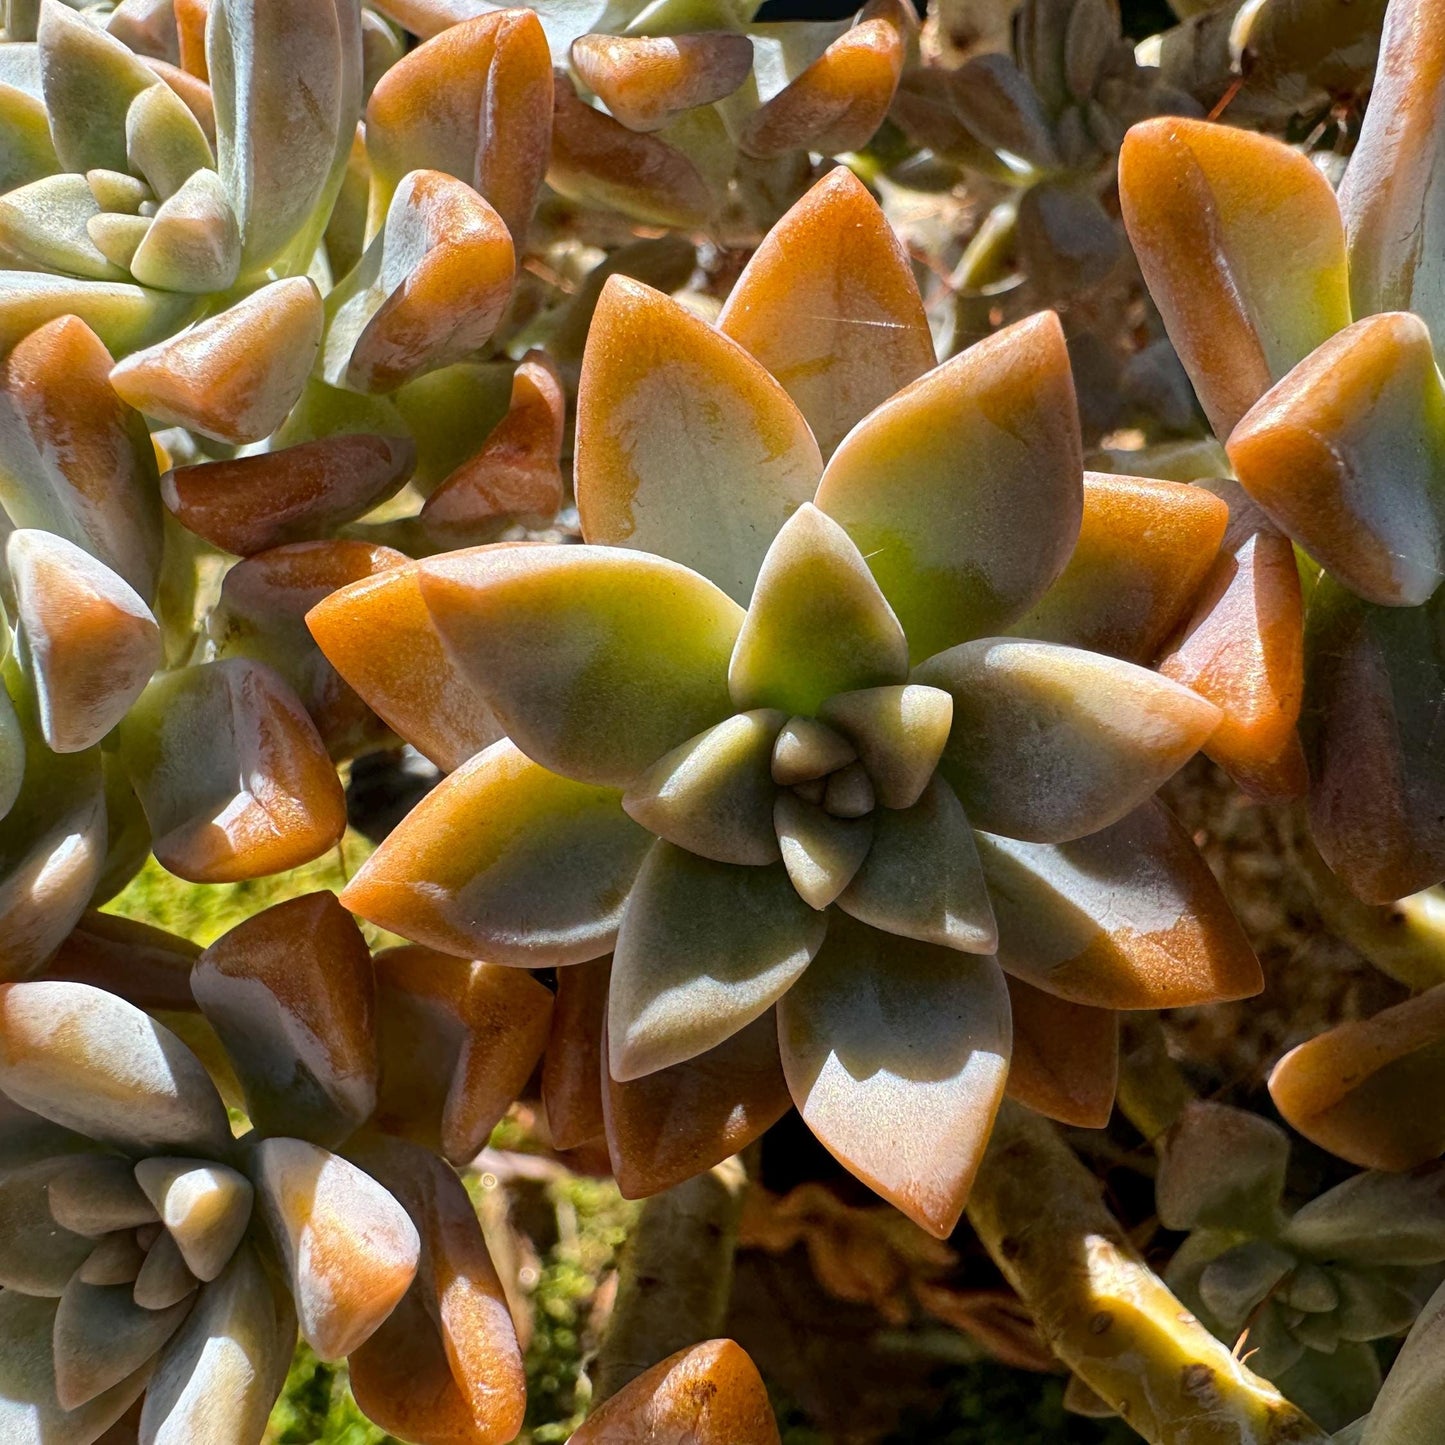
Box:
left=317, top=165, right=1262, bottom=1240
left=1157, top=1103, right=1445, bottom=1432
left=1119, top=0, right=1445, bottom=903
left=0, top=889, right=533, bottom=1444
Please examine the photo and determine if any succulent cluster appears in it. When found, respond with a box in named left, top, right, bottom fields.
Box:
left=6, top=0, right=1445, bottom=1441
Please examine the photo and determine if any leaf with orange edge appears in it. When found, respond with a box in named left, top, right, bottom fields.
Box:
left=815, top=312, right=1082, bottom=661
left=977, top=800, right=1263, bottom=1011
left=543, top=956, right=610, bottom=1150
left=191, top=892, right=377, bottom=1148
left=1119, top=116, right=1351, bottom=440
left=365, top=9, right=552, bottom=246
left=0, top=314, right=163, bottom=604
left=717, top=166, right=934, bottom=458
left=323, top=169, right=515, bottom=395
left=419, top=350, right=565, bottom=547
left=117, top=656, right=346, bottom=883
left=1011, top=472, right=1228, bottom=665
left=579, top=279, right=824, bottom=604
left=306, top=554, right=504, bottom=772
left=347, top=1137, right=526, bottom=1445
left=549, top=69, right=716, bottom=228
left=175, top=0, right=208, bottom=78
left=1003, top=975, right=1117, bottom=1129
left=8, top=530, right=162, bottom=756
left=1269, top=984, right=1445, bottom=1171
left=736, top=9, right=903, bottom=160
left=778, top=912, right=1011, bottom=1238
left=1158, top=479, right=1306, bottom=803
left=1303, top=575, right=1445, bottom=902
left=571, top=1339, right=781, bottom=1445
left=1228, top=312, right=1445, bottom=609
left=162, top=432, right=415, bottom=557
left=341, top=738, right=652, bottom=965
left=571, top=31, right=753, bottom=132
left=1341, top=0, right=1445, bottom=337
left=371, top=943, right=554, bottom=1163
left=209, top=539, right=407, bottom=761
left=419, top=543, right=743, bottom=785
left=605, top=1006, right=791, bottom=1199
left=109, top=277, right=323, bottom=445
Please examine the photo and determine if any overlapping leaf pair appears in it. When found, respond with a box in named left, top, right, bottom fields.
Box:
left=1158, top=1103, right=1445, bottom=1432
left=0, top=891, right=528, bottom=1445
left=318, top=166, right=1263, bottom=1238
left=1120, top=0, right=1445, bottom=905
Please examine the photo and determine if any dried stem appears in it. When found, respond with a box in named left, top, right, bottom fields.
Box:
left=967, top=1102, right=1330, bottom=1445
left=590, top=1151, right=751, bottom=1406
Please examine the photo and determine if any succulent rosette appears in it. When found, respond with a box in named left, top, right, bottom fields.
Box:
left=317, top=167, right=1262, bottom=1237
left=1118, top=0, right=1445, bottom=906
left=0, top=890, right=527, bottom=1445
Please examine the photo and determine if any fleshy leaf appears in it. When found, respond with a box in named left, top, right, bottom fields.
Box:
left=736, top=11, right=903, bottom=159
left=817, top=683, right=953, bottom=810
left=1303, top=576, right=1445, bottom=901
left=571, top=31, right=753, bottom=131
left=418, top=544, right=743, bottom=786
left=305, top=556, right=503, bottom=772
left=622, top=709, right=787, bottom=866
left=575, top=276, right=822, bottom=604
left=139, top=1242, right=296, bottom=1445
left=1359, top=1276, right=1445, bottom=1445
left=9, top=531, right=161, bottom=755
left=608, top=842, right=826, bottom=1081
left=0, top=981, right=230, bottom=1156
left=365, top=9, right=552, bottom=246
left=778, top=913, right=1010, bottom=1237
left=191, top=892, right=376, bottom=1148
left=53, top=1278, right=190, bottom=1412
left=109, top=277, right=324, bottom=445
left=128, top=168, right=241, bottom=293
left=917, top=639, right=1219, bottom=843
left=976, top=800, right=1263, bottom=1010
left=347, top=1137, right=526, bottom=1445
left=1269, top=985, right=1445, bottom=1171
left=419, top=350, right=565, bottom=547
left=1158, top=481, right=1306, bottom=802
left=1119, top=116, right=1351, bottom=440
left=717, top=166, right=934, bottom=459
left=38, top=0, right=159, bottom=173
left=48, top=1155, right=159, bottom=1236
left=323, top=168, right=515, bottom=395
left=0, top=1157, right=97, bottom=1295
left=0, top=174, right=127, bottom=280
left=207, top=0, right=360, bottom=272
left=0, top=1292, right=147, bottom=1444
left=571, top=1339, right=781, bottom=1444
left=253, top=1136, right=418, bottom=1361
left=1012, top=473, right=1229, bottom=664
left=773, top=794, right=872, bottom=910
left=118, top=657, right=346, bottom=883
left=837, top=774, right=996, bottom=952
left=1228, top=312, right=1445, bottom=608
left=729, top=503, right=908, bottom=715
left=1003, top=976, right=1117, bottom=1129
left=133, top=1157, right=253, bottom=1282
left=815, top=312, right=1083, bottom=660
left=373, top=943, right=552, bottom=1163
left=0, top=271, right=198, bottom=358
left=124, top=77, right=213, bottom=199
left=1155, top=1102, right=1288, bottom=1233
left=1284, top=1166, right=1445, bottom=1266
left=542, top=956, right=609, bottom=1151
left=549, top=71, right=714, bottom=229
left=605, top=1006, right=790, bottom=1199
left=0, top=81, right=58, bottom=191
left=342, top=738, right=652, bottom=964
left=134, top=1232, right=202, bottom=1310
left=770, top=716, right=856, bottom=786
left=163, top=433, right=415, bottom=557
left=1340, top=0, right=1445, bottom=338
left=0, top=314, right=163, bottom=603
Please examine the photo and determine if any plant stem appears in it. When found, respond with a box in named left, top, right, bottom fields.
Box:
left=589, top=1152, right=750, bottom=1406
left=966, top=1102, right=1330, bottom=1445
